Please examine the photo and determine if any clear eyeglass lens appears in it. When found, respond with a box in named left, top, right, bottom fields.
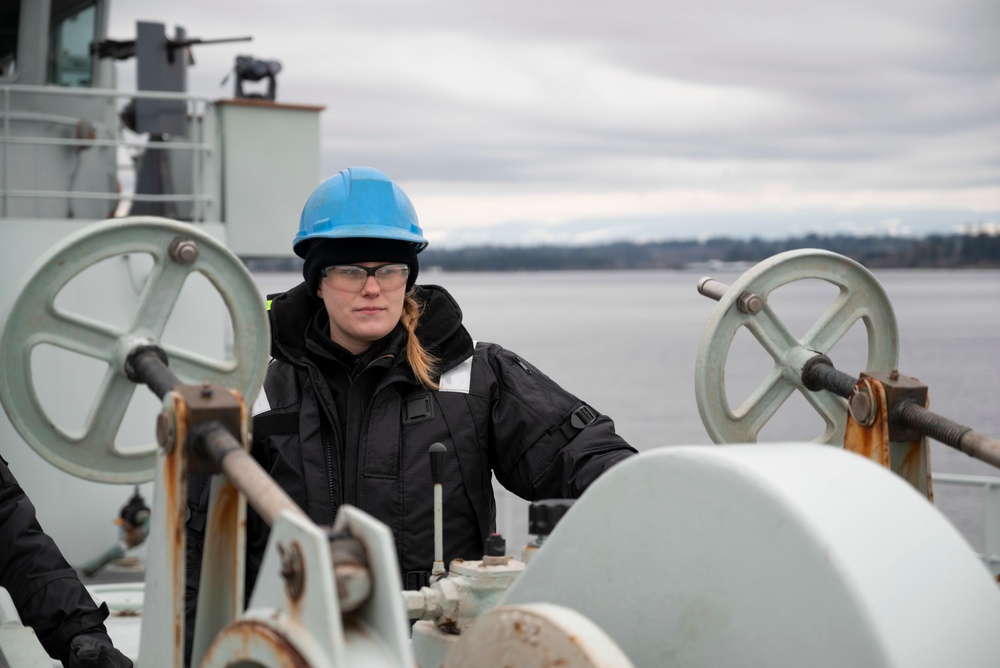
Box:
left=324, top=264, right=409, bottom=289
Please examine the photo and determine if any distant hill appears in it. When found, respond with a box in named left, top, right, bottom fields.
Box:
left=419, top=233, right=1000, bottom=271
left=243, top=233, right=1000, bottom=272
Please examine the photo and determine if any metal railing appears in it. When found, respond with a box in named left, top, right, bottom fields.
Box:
left=933, top=472, right=1000, bottom=573
left=0, top=84, right=218, bottom=220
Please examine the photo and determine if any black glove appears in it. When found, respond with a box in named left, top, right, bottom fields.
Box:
left=67, top=634, right=133, bottom=668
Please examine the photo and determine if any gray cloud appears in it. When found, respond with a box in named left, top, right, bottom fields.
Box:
left=108, top=0, right=999, bottom=239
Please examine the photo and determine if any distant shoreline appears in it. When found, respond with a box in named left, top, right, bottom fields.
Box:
left=243, top=232, right=1000, bottom=272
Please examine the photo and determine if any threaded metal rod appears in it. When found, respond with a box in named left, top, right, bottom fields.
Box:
left=124, top=346, right=306, bottom=525
left=801, top=355, right=1000, bottom=470
left=125, top=347, right=180, bottom=399
left=893, top=402, right=1000, bottom=470
left=801, top=355, right=857, bottom=399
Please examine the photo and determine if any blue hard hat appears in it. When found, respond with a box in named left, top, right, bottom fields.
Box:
left=293, top=166, right=428, bottom=258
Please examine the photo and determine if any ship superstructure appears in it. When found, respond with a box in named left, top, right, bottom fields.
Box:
left=0, top=0, right=319, bottom=564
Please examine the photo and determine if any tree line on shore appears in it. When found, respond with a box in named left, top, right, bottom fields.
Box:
left=419, top=232, right=1000, bottom=271
left=244, top=232, right=1000, bottom=273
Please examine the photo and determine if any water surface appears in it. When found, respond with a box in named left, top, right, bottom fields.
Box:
left=256, top=268, right=1000, bottom=553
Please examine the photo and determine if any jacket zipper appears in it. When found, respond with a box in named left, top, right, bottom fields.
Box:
left=314, top=353, right=397, bottom=519
left=321, top=420, right=337, bottom=521
left=310, top=362, right=348, bottom=523
left=330, top=366, right=354, bottom=515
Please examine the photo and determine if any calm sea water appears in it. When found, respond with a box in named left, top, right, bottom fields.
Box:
left=255, top=268, right=1000, bottom=554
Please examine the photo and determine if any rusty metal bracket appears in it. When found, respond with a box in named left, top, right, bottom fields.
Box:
left=814, top=354, right=1000, bottom=471
left=845, top=378, right=891, bottom=468
left=845, top=374, right=933, bottom=500
left=860, top=371, right=929, bottom=443
left=173, top=383, right=245, bottom=474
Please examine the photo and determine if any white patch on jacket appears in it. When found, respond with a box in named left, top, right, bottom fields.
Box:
left=438, top=341, right=478, bottom=394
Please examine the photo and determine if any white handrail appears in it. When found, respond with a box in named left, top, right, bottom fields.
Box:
left=0, top=84, right=218, bottom=220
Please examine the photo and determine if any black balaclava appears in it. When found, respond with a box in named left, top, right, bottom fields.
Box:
left=302, top=237, right=419, bottom=294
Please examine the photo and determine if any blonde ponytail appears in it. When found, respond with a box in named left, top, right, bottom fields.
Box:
left=402, top=293, right=439, bottom=389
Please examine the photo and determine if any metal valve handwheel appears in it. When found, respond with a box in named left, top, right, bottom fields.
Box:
left=0, top=217, right=269, bottom=483
left=695, top=249, right=899, bottom=445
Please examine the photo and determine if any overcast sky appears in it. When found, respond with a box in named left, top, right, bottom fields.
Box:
left=108, top=0, right=999, bottom=247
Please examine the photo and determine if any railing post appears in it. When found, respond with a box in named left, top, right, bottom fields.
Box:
left=986, top=482, right=1000, bottom=574
left=191, top=99, right=201, bottom=221
left=2, top=86, right=8, bottom=217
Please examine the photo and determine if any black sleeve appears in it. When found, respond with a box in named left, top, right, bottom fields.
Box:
left=486, top=348, right=637, bottom=500
left=0, top=455, right=111, bottom=664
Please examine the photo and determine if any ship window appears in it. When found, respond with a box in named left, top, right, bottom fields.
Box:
left=0, top=0, right=20, bottom=78
left=47, top=1, right=97, bottom=87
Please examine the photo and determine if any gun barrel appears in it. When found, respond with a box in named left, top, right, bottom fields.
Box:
left=169, top=36, right=253, bottom=49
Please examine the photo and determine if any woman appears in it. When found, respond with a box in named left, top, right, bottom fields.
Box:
left=186, top=166, right=635, bottom=606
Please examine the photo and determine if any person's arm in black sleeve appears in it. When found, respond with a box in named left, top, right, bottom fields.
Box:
left=0, top=455, right=131, bottom=667
left=485, top=348, right=637, bottom=499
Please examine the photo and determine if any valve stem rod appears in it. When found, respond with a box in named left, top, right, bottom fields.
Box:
left=429, top=442, right=447, bottom=578
left=802, top=355, right=1000, bottom=470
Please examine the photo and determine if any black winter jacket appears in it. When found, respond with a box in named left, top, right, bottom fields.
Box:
left=0, top=455, right=113, bottom=664
left=187, top=282, right=635, bottom=601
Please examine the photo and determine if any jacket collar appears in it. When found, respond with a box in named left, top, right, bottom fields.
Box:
left=267, top=282, right=475, bottom=378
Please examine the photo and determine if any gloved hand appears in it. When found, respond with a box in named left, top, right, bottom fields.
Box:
left=66, top=634, right=133, bottom=668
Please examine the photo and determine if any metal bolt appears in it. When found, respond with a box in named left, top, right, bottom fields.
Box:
left=697, top=277, right=728, bottom=302
left=278, top=542, right=304, bottom=601
left=736, top=291, right=764, bottom=315
left=156, top=411, right=176, bottom=453
left=200, top=383, right=213, bottom=398
left=334, top=562, right=372, bottom=613
left=889, top=368, right=899, bottom=380
left=169, top=237, right=199, bottom=265
left=849, top=387, right=877, bottom=427
left=697, top=278, right=764, bottom=315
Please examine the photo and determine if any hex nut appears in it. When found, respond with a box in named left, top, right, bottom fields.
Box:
left=849, top=387, right=876, bottom=426
left=736, top=291, right=764, bottom=315
left=169, top=237, right=199, bottom=264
